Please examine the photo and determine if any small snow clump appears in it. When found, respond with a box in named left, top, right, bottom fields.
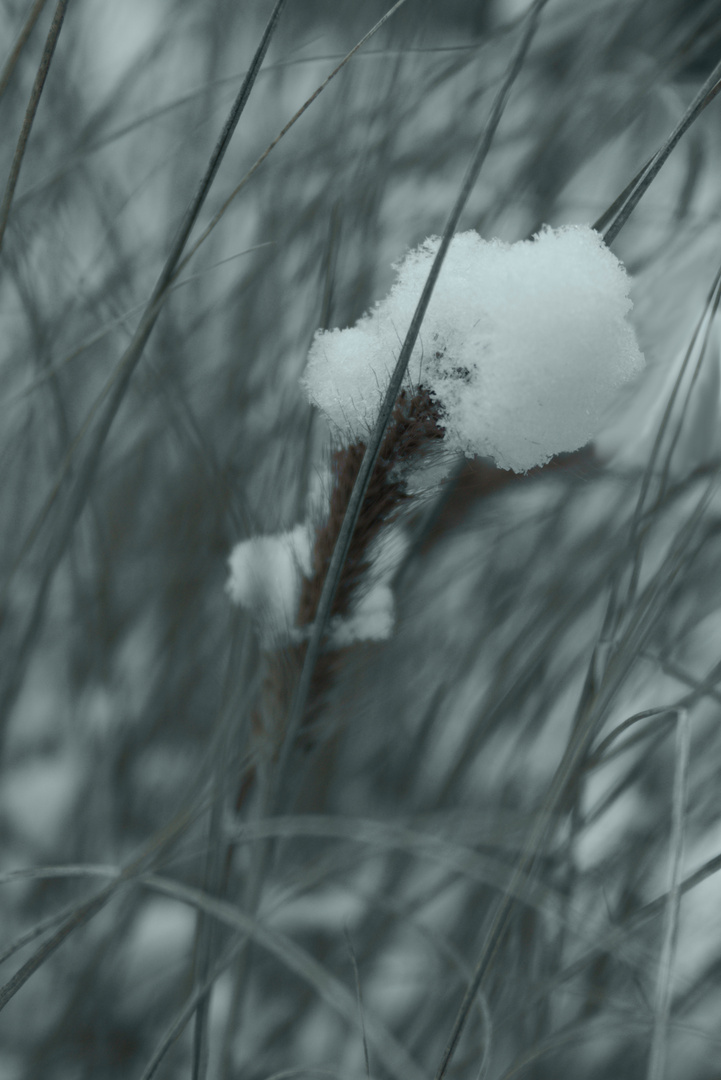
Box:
left=303, top=225, right=645, bottom=472
left=226, top=525, right=312, bottom=639
left=329, top=526, right=409, bottom=646
left=226, top=523, right=401, bottom=646
left=330, top=583, right=395, bottom=647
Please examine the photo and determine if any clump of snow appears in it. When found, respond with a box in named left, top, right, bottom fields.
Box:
left=226, top=524, right=313, bottom=639
left=227, top=523, right=407, bottom=646
left=303, top=225, right=645, bottom=473
left=329, top=525, right=410, bottom=646
left=331, top=583, right=395, bottom=647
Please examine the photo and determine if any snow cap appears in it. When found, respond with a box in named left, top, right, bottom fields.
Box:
left=303, top=225, right=645, bottom=472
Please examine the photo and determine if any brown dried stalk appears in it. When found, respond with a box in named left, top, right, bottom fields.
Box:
left=250, top=385, right=445, bottom=761
left=299, top=384, right=445, bottom=626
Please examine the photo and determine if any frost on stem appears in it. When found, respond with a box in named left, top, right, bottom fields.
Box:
left=303, top=224, right=645, bottom=473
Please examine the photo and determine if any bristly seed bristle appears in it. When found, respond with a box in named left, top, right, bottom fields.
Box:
left=252, top=385, right=445, bottom=755
left=297, top=385, right=445, bottom=627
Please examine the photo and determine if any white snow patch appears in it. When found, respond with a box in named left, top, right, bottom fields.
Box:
left=331, top=583, right=395, bottom=647
left=303, top=225, right=644, bottom=472
left=226, top=523, right=313, bottom=638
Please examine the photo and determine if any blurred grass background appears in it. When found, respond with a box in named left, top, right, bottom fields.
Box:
left=2, top=0, right=721, bottom=1077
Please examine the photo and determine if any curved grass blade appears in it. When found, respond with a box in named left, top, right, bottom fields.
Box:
left=173, top=0, right=411, bottom=280
left=600, top=57, right=721, bottom=246
left=0, top=0, right=49, bottom=102
left=646, top=708, right=690, bottom=1080
left=0, top=0, right=69, bottom=254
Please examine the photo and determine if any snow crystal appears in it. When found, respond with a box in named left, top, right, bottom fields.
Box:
left=226, top=524, right=313, bottom=637
left=302, top=225, right=645, bottom=472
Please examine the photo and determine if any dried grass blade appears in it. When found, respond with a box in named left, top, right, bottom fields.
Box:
left=344, top=927, right=371, bottom=1080
left=432, top=469, right=717, bottom=1080
left=602, top=57, right=721, bottom=246
left=140, top=934, right=247, bottom=1080
left=0, top=794, right=206, bottom=1012
left=174, top=0, right=411, bottom=279
left=141, top=874, right=426, bottom=1080
left=0, top=0, right=69, bottom=254
left=646, top=708, right=690, bottom=1080
left=0, top=0, right=49, bottom=101
left=0, top=879, right=118, bottom=1012
left=189, top=628, right=253, bottom=1080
